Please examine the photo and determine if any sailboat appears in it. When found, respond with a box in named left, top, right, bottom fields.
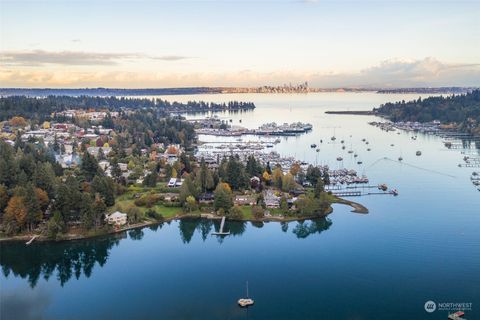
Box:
left=238, top=281, right=254, bottom=307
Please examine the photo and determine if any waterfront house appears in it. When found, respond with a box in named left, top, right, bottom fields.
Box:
left=264, top=190, right=280, bottom=208
left=199, top=192, right=215, bottom=204
left=105, top=211, right=127, bottom=226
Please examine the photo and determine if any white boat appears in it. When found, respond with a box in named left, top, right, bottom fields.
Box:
left=238, top=281, right=254, bottom=308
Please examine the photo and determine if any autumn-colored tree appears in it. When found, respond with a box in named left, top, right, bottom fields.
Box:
left=35, top=188, right=49, bottom=211
left=166, top=145, right=177, bottom=154
left=262, top=171, right=272, bottom=185
left=290, top=163, right=301, bottom=176
left=9, top=116, right=27, bottom=127
left=4, top=196, right=27, bottom=234
left=282, top=173, right=296, bottom=192
left=272, top=167, right=283, bottom=189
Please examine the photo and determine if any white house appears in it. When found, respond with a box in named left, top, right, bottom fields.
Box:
left=167, top=178, right=177, bottom=187
left=105, top=211, right=127, bottom=226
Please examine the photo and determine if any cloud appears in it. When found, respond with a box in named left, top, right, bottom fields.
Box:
left=308, top=57, right=480, bottom=88
left=151, top=55, right=191, bottom=61
left=0, top=50, right=190, bottom=66
left=0, top=57, right=478, bottom=88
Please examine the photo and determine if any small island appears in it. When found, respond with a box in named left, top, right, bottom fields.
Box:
left=0, top=96, right=366, bottom=243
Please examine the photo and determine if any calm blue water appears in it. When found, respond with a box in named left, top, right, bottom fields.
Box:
left=1, top=93, right=479, bottom=320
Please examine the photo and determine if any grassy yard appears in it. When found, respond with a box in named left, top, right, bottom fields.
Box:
left=113, top=186, right=182, bottom=219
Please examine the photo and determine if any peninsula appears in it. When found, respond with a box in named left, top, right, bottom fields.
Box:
left=0, top=95, right=366, bottom=242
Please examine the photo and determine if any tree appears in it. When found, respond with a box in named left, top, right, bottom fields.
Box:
left=314, top=179, right=325, bottom=198
left=214, top=183, right=233, bottom=212
left=0, top=184, right=8, bottom=215
left=290, top=163, right=301, bottom=176
left=91, top=194, right=107, bottom=228
left=126, top=206, right=143, bottom=223
left=306, top=165, right=322, bottom=186
left=282, top=172, right=296, bottom=192
left=46, top=211, right=65, bottom=239
left=262, top=171, right=271, bottom=185
left=25, top=183, right=42, bottom=231
left=322, top=171, right=330, bottom=186
left=110, top=158, right=122, bottom=181
left=9, top=116, right=27, bottom=127
left=225, top=156, right=246, bottom=190
left=143, top=171, right=158, bottom=188
left=179, top=174, right=199, bottom=204
left=185, top=195, right=197, bottom=212
left=80, top=152, right=100, bottom=181
left=272, top=167, right=283, bottom=189
left=228, top=206, right=243, bottom=219
left=4, top=196, right=27, bottom=234
left=33, top=162, right=56, bottom=198
left=280, top=196, right=288, bottom=212
left=171, top=167, right=178, bottom=179
left=91, top=176, right=115, bottom=207
left=34, top=188, right=49, bottom=211
left=251, top=206, right=264, bottom=220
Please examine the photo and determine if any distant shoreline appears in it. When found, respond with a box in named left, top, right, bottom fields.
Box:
left=0, top=86, right=475, bottom=97
left=325, top=110, right=376, bottom=115
left=0, top=198, right=367, bottom=243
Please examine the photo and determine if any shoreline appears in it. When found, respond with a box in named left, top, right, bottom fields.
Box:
left=325, top=110, right=376, bottom=115
left=0, top=198, right=367, bottom=243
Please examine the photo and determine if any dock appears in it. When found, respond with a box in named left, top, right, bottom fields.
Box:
left=331, top=191, right=362, bottom=197
left=25, top=235, right=38, bottom=245
left=212, top=216, right=230, bottom=236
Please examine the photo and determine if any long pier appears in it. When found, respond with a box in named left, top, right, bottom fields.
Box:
left=212, top=216, right=230, bottom=236
left=332, top=191, right=362, bottom=197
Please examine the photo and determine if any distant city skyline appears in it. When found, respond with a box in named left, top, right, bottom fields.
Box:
left=1, top=0, right=479, bottom=88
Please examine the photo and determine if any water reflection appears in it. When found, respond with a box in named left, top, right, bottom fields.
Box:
left=0, top=233, right=124, bottom=287
left=1, top=218, right=332, bottom=288
left=292, top=218, right=332, bottom=239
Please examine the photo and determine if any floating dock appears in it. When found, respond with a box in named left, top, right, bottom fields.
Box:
left=212, top=216, right=230, bottom=236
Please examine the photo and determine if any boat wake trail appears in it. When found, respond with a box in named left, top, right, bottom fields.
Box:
left=367, top=157, right=457, bottom=178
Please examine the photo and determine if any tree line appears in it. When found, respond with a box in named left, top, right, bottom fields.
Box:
left=375, top=90, right=480, bottom=134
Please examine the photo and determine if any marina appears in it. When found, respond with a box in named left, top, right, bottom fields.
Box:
left=2, top=92, right=479, bottom=320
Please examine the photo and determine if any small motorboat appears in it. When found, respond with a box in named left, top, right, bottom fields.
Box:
left=316, top=148, right=320, bottom=152
left=357, top=161, right=363, bottom=165
left=391, top=189, right=399, bottom=196
left=331, top=136, right=336, bottom=141
left=354, top=154, right=358, bottom=158
left=342, top=146, right=346, bottom=150
left=337, top=157, right=343, bottom=161
left=398, top=157, right=403, bottom=161
left=448, top=311, right=465, bottom=320
left=416, top=151, right=422, bottom=156
left=266, top=143, right=274, bottom=148
left=367, top=148, right=371, bottom=151
left=238, top=282, right=254, bottom=308
left=378, top=184, right=388, bottom=191
left=310, top=144, right=317, bottom=148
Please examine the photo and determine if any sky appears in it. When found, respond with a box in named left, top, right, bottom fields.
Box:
left=0, top=0, right=479, bottom=88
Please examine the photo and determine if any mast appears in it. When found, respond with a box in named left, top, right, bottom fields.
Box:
left=246, top=281, right=249, bottom=298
